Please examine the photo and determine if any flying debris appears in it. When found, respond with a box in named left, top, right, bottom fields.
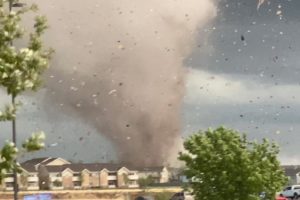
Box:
left=241, top=35, right=245, bottom=41
left=108, top=89, right=117, bottom=95
left=257, top=0, right=266, bottom=10
left=49, top=143, right=58, bottom=147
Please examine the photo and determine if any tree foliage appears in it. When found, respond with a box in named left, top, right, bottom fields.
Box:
left=138, top=175, right=155, bottom=188
left=179, top=127, right=287, bottom=200
left=0, top=0, right=51, bottom=181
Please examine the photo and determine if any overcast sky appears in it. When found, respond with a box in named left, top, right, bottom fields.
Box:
left=184, top=0, right=300, bottom=164
left=1, top=0, right=300, bottom=164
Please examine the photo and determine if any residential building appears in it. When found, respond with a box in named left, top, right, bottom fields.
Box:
left=136, top=166, right=170, bottom=183
left=1, top=157, right=140, bottom=191
left=1, top=157, right=173, bottom=191
left=282, top=165, right=300, bottom=185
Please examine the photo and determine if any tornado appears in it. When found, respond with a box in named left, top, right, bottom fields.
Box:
left=29, top=0, right=216, bottom=166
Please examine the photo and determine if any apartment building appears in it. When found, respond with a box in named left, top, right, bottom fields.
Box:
left=137, top=166, right=170, bottom=183
left=44, top=163, right=139, bottom=190
left=1, top=157, right=141, bottom=191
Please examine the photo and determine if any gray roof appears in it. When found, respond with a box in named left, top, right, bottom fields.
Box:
left=65, top=163, right=125, bottom=172
left=20, top=164, right=37, bottom=173
left=21, top=157, right=50, bottom=166
left=40, top=158, right=58, bottom=165
left=282, top=165, right=300, bottom=177
left=135, top=166, right=166, bottom=172
left=41, top=163, right=129, bottom=173
left=21, top=158, right=137, bottom=173
left=44, top=166, right=65, bottom=173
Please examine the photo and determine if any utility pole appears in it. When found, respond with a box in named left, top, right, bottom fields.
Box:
left=12, top=95, right=18, bottom=200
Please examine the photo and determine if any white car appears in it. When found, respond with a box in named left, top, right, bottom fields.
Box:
left=280, top=185, right=300, bottom=198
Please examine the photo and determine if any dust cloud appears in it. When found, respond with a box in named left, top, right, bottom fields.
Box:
left=28, top=0, right=216, bottom=166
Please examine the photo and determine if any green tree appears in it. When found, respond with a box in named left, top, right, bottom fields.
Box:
left=155, top=192, right=173, bottom=200
left=52, top=179, right=62, bottom=187
left=138, top=175, right=155, bottom=189
left=179, top=127, right=287, bottom=200
left=0, top=0, right=51, bottom=194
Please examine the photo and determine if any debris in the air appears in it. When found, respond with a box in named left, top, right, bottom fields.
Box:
left=276, top=10, right=282, bottom=16
left=70, top=86, right=78, bottom=91
left=49, top=143, right=58, bottom=147
left=108, top=89, right=117, bottom=95
left=257, top=0, right=266, bottom=10
left=273, top=56, right=278, bottom=62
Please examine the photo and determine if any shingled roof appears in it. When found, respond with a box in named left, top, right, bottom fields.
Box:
left=21, top=157, right=50, bottom=166
left=20, top=158, right=138, bottom=174
left=21, top=163, right=37, bottom=173
left=134, top=166, right=166, bottom=172
left=282, top=165, right=300, bottom=177
left=44, top=165, right=66, bottom=173
left=65, top=163, right=125, bottom=172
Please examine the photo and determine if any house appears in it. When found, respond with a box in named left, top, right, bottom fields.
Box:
left=282, top=165, right=300, bottom=184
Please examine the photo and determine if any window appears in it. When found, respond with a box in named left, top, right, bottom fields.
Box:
left=108, top=180, right=117, bottom=186
left=108, top=172, right=117, bottom=176
left=285, top=187, right=292, bottom=191
left=5, top=183, right=13, bottom=188
left=73, top=181, right=81, bottom=187
left=28, top=182, right=38, bottom=187
left=73, top=173, right=80, bottom=177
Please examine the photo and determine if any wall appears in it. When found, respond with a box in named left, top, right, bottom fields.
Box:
left=62, top=170, right=73, bottom=189
left=99, top=170, right=108, bottom=188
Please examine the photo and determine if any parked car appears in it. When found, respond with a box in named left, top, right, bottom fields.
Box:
left=280, top=185, right=300, bottom=199
left=170, top=191, right=194, bottom=200
left=275, top=195, right=288, bottom=200
left=260, top=192, right=288, bottom=200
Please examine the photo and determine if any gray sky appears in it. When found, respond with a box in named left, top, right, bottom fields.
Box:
left=1, top=0, right=300, bottom=164
left=184, top=0, right=300, bottom=164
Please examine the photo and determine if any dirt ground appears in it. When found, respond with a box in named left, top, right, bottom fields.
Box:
left=0, top=187, right=182, bottom=200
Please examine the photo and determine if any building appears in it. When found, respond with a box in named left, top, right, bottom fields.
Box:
left=1, top=157, right=141, bottom=191
left=44, top=163, right=139, bottom=190
left=282, top=165, right=300, bottom=185
left=136, top=166, right=170, bottom=183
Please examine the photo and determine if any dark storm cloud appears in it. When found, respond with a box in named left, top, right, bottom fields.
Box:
left=188, top=0, right=300, bottom=85
left=182, top=0, right=300, bottom=164
left=184, top=103, right=300, bottom=127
